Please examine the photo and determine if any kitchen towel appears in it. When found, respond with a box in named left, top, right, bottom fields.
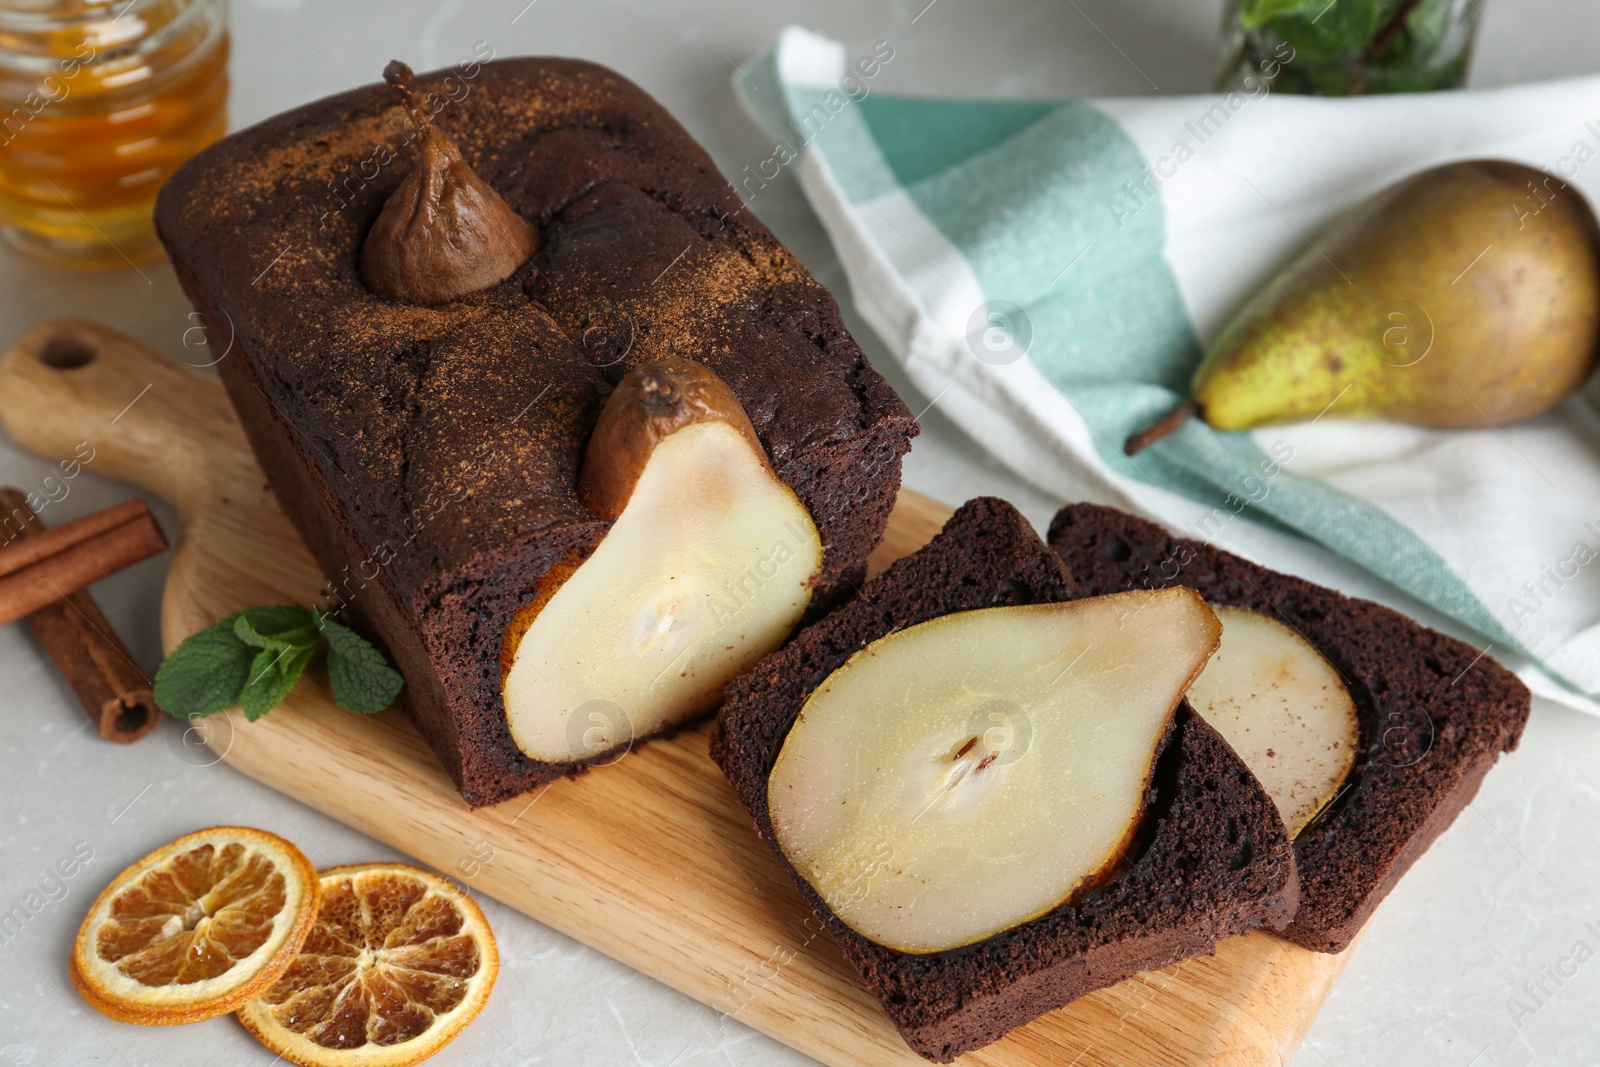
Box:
left=734, top=26, right=1600, bottom=715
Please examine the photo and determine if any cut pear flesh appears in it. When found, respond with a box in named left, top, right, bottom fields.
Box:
left=767, top=588, right=1221, bottom=955
left=1187, top=606, right=1358, bottom=838
left=503, top=420, right=822, bottom=762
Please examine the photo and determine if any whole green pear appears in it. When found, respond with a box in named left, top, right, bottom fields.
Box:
left=1135, top=161, right=1600, bottom=451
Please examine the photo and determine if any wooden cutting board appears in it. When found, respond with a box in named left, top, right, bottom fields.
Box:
left=0, top=318, right=1352, bottom=1066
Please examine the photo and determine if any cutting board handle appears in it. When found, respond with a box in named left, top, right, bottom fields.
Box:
left=0, top=317, right=241, bottom=519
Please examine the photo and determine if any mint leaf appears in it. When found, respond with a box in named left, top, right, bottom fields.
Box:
left=239, top=642, right=317, bottom=722
left=234, top=606, right=320, bottom=720
left=320, top=615, right=405, bottom=713
left=1268, top=0, right=1387, bottom=61
left=154, top=613, right=255, bottom=719
left=234, top=605, right=319, bottom=650
left=1236, top=0, right=1327, bottom=28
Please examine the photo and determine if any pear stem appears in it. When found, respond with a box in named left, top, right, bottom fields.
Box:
left=1124, top=400, right=1197, bottom=457
left=382, top=59, right=432, bottom=138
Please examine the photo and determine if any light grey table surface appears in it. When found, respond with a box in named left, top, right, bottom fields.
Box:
left=2, top=1, right=1597, bottom=1064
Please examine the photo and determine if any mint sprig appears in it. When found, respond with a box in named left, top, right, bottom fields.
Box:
left=1255, top=0, right=1385, bottom=62
left=155, top=606, right=404, bottom=721
left=1235, top=0, right=1471, bottom=96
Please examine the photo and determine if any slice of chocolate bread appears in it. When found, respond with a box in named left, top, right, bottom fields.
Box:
left=712, top=498, right=1298, bottom=1061
left=1048, top=503, right=1531, bottom=953
left=154, top=58, right=916, bottom=806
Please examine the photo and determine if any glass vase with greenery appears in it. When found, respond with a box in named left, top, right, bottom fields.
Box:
left=1218, top=0, right=1482, bottom=95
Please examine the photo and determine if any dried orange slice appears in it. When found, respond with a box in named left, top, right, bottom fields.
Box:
left=238, top=863, right=498, bottom=1067
left=70, top=826, right=320, bottom=1025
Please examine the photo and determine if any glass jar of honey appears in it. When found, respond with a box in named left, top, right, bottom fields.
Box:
left=0, top=0, right=228, bottom=269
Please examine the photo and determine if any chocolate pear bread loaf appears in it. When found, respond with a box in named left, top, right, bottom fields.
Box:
left=155, top=57, right=916, bottom=806
left=1048, top=502, right=1531, bottom=953
left=712, top=498, right=1299, bottom=1061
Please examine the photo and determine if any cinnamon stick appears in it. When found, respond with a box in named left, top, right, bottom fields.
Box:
left=0, top=497, right=149, bottom=577
left=0, top=489, right=162, bottom=743
left=0, top=494, right=166, bottom=627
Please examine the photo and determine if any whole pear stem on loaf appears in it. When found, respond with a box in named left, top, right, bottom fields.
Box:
left=360, top=60, right=537, bottom=305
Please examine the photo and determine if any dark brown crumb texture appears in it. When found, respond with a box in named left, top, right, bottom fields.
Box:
left=1047, top=502, right=1531, bottom=953
left=154, top=58, right=916, bottom=806
left=712, top=497, right=1299, bottom=1061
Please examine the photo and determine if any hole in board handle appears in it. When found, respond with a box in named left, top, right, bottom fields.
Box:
left=38, top=335, right=97, bottom=369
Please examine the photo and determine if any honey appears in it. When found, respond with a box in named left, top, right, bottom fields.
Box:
left=0, top=0, right=227, bottom=269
